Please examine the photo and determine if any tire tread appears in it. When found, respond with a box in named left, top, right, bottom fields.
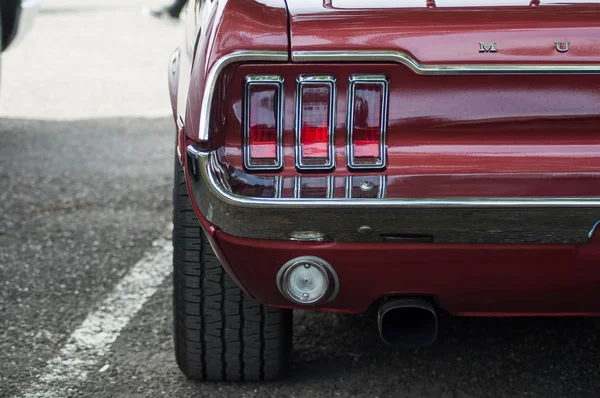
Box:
left=172, top=154, right=291, bottom=381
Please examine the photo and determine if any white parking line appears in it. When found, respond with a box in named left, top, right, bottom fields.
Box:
left=19, top=233, right=173, bottom=398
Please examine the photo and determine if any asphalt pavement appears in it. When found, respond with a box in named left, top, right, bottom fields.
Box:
left=1, top=1, right=600, bottom=397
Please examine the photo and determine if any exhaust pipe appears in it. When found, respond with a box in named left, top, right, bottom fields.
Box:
left=377, top=298, right=438, bottom=349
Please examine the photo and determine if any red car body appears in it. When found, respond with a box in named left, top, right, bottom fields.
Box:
left=169, top=0, right=600, bottom=317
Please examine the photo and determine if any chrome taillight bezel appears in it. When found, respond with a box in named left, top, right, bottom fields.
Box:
left=243, top=75, right=285, bottom=171
left=346, top=74, right=389, bottom=170
left=274, top=175, right=284, bottom=198
left=295, top=75, right=337, bottom=171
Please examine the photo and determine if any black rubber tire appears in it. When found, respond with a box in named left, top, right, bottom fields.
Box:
left=172, top=153, right=293, bottom=381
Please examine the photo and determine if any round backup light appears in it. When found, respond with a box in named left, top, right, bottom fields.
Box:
left=277, top=256, right=339, bottom=306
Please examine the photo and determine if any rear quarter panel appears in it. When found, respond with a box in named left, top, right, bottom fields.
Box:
left=169, top=0, right=289, bottom=145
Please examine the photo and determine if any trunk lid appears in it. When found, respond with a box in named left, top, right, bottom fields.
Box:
left=286, top=0, right=600, bottom=64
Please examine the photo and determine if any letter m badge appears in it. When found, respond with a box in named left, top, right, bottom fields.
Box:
left=479, top=42, right=497, bottom=53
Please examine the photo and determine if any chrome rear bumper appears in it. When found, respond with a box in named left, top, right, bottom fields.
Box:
left=186, top=145, right=600, bottom=244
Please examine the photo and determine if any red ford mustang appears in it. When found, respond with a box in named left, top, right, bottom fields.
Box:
left=167, top=0, right=600, bottom=381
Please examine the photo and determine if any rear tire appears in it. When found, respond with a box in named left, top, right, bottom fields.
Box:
left=172, top=152, right=293, bottom=381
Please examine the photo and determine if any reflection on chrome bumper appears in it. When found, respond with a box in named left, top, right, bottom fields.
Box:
left=8, top=0, right=40, bottom=49
left=186, top=146, right=600, bottom=244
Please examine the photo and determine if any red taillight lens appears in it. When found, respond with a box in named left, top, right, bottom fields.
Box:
left=244, top=77, right=283, bottom=170
left=296, top=76, right=336, bottom=170
left=301, top=123, right=328, bottom=159
left=353, top=84, right=382, bottom=158
left=348, top=76, right=388, bottom=169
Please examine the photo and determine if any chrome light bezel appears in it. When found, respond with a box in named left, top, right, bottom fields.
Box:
left=243, top=75, right=285, bottom=171
left=295, top=75, right=337, bottom=171
left=276, top=256, right=339, bottom=306
left=346, top=74, right=389, bottom=170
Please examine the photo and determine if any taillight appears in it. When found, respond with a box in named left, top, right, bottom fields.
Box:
left=347, top=75, right=388, bottom=170
left=295, top=76, right=336, bottom=170
left=244, top=76, right=284, bottom=171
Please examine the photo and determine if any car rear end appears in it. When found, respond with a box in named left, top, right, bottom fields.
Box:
left=170, top=0, right=600, bottom=381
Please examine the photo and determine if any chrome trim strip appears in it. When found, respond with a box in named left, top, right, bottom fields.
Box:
left=589, top=220, right=600, bottom=238
left=326, top=176, right=335, bottom=198
left=344, top=176, right=351, bottom=199
left=191, top=147, right=600, bottom=209
left=198, top=49, right=600, bottom=144
left=347, top=75, right=389, bottom=170
left=243, top=75, right=285, bottom=171
left=295, top=75, right=337, bottom=171
left=293, top=177, right=301, bottom=199
left=288, top=232, right=327, bottom=242
left=275, top=176, right=284, bottom=199
left=292, top=51, right=600, bottom=75
left=198, top=51, right=289, bottom=142
left=379, top=176, right=387, bottom=199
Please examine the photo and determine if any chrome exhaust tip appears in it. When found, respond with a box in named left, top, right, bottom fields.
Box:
left=377, top=298, right=438, bottom=349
